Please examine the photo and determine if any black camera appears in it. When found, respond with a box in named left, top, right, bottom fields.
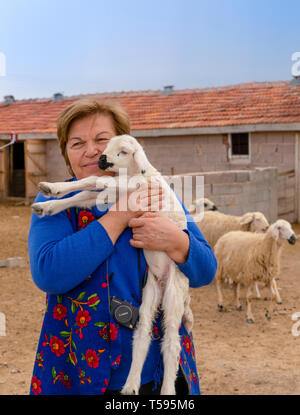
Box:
left=110, top=296, right=139, bottom=329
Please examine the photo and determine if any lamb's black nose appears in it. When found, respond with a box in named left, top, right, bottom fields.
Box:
left=98, top=154, right=108, bottom=169
left=288, top=234, right=296, bottom=245
left=98, top=154, right=114, bottom=170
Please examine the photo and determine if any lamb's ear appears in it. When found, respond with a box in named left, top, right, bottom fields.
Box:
left=271, top=225, right=280, bottom=241
left=240, top=213, right=254, bottom=225
left=133, top=147, right=151, bottom=175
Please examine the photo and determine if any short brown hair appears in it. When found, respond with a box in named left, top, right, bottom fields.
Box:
left=57, top=98, right=131, bottom=176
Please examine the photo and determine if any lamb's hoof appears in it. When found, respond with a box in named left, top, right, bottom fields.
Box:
left=265, top=311, right=272, bottom=321
left=276, top=300, right=282, bottom=305
left=236, top=305, right=242, bottom=311
left=218, top=304, right=224, bottom=312
left=246, top=318, right=255, bottom=324
left=121, top=386, right=139, bottom=395
left=161, top=386, right=176, bottom=395
left=39, top=182, right=61, bottom=197
left=31, top=204, right=44, bottom=217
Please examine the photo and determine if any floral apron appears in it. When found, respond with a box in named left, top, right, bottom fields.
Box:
left=30, top=207, right=200, bottom=395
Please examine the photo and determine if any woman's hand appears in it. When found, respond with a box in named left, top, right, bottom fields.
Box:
left=98, top=183, right=163, bottom=245
left=128, top=212, right=190, bottom=264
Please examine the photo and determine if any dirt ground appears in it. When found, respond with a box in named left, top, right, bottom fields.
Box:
left=0, top=201, right=299, bottom=395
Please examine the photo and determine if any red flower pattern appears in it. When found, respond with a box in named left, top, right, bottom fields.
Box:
left=50, top=336, right=65, bottom=357
left=31, top=375, right=42, bottom=395
left=78, top=210, right=95, bottom=230
left=76, top=310, right=92, bottom=328
left=53, top=304, right=67, bottom=321
left=85, top=349, right=100, bottom=368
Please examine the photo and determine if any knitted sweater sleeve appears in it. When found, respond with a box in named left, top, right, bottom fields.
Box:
left=28, top=193, right=114, bottom=294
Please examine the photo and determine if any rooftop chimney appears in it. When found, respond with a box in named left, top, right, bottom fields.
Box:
left=290, top=76, right=300, bottom=86
left=53, top=92, right=64, bottom=101
left=3, top=95, right=15, bottom=104
left=163, top=85, right=174, bottom=95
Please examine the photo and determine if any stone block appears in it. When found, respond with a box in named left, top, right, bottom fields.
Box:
left=212, top=183, right=244, bottom=195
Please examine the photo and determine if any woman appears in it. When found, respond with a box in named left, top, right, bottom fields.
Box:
left=28, top=98, right=217, bottom=395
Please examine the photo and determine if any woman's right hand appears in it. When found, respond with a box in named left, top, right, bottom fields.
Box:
left=112, top=182, right=164, bottom=224
left=97, top=182, right=164, bottom=245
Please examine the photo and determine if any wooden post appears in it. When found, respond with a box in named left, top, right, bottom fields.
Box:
left=0, top=141, right=7, bottom=198
left=296, top=133, right=300, bottom=223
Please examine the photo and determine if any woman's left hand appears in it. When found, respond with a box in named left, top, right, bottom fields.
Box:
left=128, top=212, right=190, bottom=264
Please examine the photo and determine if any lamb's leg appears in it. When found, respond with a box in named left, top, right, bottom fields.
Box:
left=183, top=295, right=193, bottom=334
left=160, top=271, right=185, bottom=395
left=246, top=285, right=255, bottom=323
left=32, top=191, right=99, bottom=216
left=216, top=278, right=224, bottom=311
left=234, top=282, right=242, bottom=311
left=255, top=282, right=261, bottom=299
left=121, top=270, right=162, bottom=395
left=265, top=279, right=277, bottom=320
left=272, top=278, right=282, bottom=304
left=38, top=176, right=103, bottom=198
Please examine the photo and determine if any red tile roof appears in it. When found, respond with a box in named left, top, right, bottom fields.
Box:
left=0, top=80, right=300, bottom=135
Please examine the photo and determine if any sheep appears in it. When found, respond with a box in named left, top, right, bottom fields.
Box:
left=195, top=210, right=269, bottom=250
left=188, top=197, right=218, bottom=214
left=214, top=219, right=296, bottom=323
left=193, top=209, right=275, bottom=300
left=32, top=134, right=193, bottom=395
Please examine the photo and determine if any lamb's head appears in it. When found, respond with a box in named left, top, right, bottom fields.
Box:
left=188, top=198, right=218, bottom=213
left=98, top=134, right=153, bottom=176
left=239, top=212, right=269, bottom=233
left=268, top=219, right=296, bottom=245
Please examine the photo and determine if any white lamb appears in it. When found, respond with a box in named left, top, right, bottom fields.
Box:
left=32, top=134, right=193, bottom=395
left=214, top=219, right=296, bottom=323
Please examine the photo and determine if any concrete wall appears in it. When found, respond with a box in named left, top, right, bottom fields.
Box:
left=139, top=132, right=296, bottom=175
left=177, top=167, right=278, bottom=224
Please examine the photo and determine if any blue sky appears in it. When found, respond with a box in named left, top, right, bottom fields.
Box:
left=0, top=0, right=299, bottom=100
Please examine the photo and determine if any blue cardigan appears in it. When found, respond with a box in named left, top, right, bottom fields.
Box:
left=28, top=189, right=217, bottom=395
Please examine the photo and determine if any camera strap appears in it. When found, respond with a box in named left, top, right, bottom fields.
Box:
left=106, top=248, right=148, bottom=306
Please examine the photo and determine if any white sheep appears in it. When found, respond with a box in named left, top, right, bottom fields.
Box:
left=32, top=134, right=193, bottom=395
left=195, top=210, right=269, bottom=249
left=194, top=209, right=275, bottom=301
left=188, top=197, right=218, bottom=214
left=214, top=219, right=296, bottom=323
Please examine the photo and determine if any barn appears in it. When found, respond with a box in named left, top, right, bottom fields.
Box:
left=0, top=79, right=299, bottom=222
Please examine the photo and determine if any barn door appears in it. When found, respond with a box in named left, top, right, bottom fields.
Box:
left=7, top=142, right=25, bottom=197
left=25, top=140, right=47, bottom=201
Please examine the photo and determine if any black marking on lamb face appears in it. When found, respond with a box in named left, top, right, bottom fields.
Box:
left=98, top=154, right=114, bottom=170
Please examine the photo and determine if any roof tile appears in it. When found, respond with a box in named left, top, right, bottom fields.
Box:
left=0, top=81, right=300, bottom=135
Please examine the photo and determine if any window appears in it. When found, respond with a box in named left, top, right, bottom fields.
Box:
left=231, top=133, right=249, bottom=156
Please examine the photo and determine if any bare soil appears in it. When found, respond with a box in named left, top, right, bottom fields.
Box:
left=0, top=201, right=299, bottom=395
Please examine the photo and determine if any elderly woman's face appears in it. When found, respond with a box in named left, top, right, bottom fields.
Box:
left=66, top=113, right=117, bottom=180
